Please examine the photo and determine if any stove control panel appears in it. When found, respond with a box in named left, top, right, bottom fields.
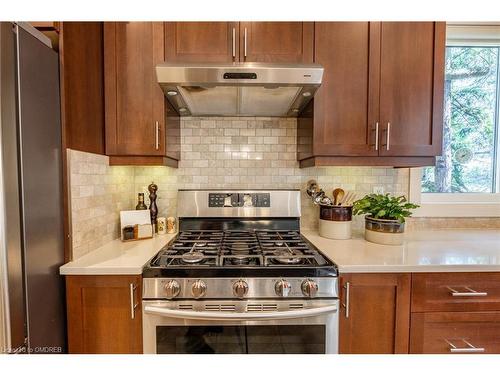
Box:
left=208, top=193, right=270, bottom=208
left=144, top=277, right=339, bottom=300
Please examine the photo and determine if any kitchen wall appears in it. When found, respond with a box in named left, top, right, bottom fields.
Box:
left=68, top=150, right=135, bottom=259
left=134, top=117, right=409, bottom=231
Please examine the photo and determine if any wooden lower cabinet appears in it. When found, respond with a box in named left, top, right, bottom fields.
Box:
left=410, top=312, right=500, bottom=354
left=339, top=273, right=411, bottom=354
left=66, top=275, right=142, bottom=354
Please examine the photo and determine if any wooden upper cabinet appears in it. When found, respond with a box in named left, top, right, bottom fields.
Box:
left=240, top=22, right=313, bottom=63
left=298, top=22, right=445, bottom=167
left=66, top=275, right=142, bottom=354
left=311, top=22, right=379, bottom=157
left=104, top=22, right=167, bottom=157
left=378, top=22, right=445, bottom=156
left=165, top=22, right=239, bottom=62
left=339, top=273, right=411, bottom=354
left=59, top=22, right=105, bottom=155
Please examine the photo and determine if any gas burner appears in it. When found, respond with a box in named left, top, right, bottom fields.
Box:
left=271, top=249, right=304, bottom=265
left=181, top=251, right=205, bottom=264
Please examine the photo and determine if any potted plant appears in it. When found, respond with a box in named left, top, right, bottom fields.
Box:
left=353, top=194, right=419, bottom=245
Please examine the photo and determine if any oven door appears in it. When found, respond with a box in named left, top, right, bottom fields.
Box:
left=143, top=299, right=338, bottom=354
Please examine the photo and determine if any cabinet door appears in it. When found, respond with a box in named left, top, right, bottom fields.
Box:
left=378, top=22, right=445, bottom=156
left=339, top=273, right=411, bottom=354
left=165, top=22, right=239, bottom=62
left=240, top=22, right=313, bottom=63
left=66, top=275, right=142, bottom=354
left=410, top=312, right=500, bottom=354
left=311, top=22, right=380, bottom=157
left=104, top=22, right=165, bottom=156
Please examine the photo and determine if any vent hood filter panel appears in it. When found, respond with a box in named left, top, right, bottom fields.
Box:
left=239, top=86, right=301, bottom=117
left=157, top=62, right=324, bottom=117
left=178, top=86, right=239, bottom=116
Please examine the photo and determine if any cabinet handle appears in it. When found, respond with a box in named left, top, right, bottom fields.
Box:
left=130, top=283, right=139, bottom=320
left=232, top=27, right=236, bottom=58
left=342, top=282, right=350, bottom=318
left=386, top=122, right=391, bottom=150
left=244, top=27, right=247, bottom=58
left=447, top=286, right=488, bottom=297
left=374, top=122, right=379, bottom=151
left=445, top=338, right=485, bottom=353
left=155, top=121, right=159, bottom=150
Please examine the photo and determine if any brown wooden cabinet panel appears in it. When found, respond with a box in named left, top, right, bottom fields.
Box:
left=240, top=22, right=313, bottom=63
left=66, top=275, right=142, bottom=354
left=412, top=272, right=500, bottom=312
left=378, top=22, right=445, bottom=156
left=308, top=22, right=379, bottom=157
left=339, top=273, right=411, bottom=354
left=104, top=22, right=167, bottom=157
left=410, top=311, right=500, bottom=354
left=59, top=22, right=105, bottom=155
left=165, top=22, right=239, bottom=62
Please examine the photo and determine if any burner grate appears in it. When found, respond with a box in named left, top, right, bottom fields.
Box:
left=151, top=229, right=326, bottom=268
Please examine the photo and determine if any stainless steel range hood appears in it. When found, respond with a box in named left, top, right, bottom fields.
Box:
left=156, top=62, right=323, bottom=117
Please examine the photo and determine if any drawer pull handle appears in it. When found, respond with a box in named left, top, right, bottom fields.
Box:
left=446, top=338, right=485, bottom=353
left=447, top=286, right=488, bottom=297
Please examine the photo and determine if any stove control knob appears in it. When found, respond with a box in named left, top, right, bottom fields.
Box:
left=275, top=279, right=292, bottom=297
left=191, top=280, right=207, bottom=299
left=233, top=279, right=249, bottom=299
left=164, top=279, right=181, bottom=299
left=301, top=279, right=319, bottom=298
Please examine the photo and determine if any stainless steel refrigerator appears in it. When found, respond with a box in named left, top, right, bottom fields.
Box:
left=0, top=22, right=66, bottom=354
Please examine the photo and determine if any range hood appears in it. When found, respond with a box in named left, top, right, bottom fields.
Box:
left=156, top=62, right=324, bottom=117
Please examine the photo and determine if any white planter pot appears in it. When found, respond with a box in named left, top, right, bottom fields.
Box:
left=364, top=216, right=405, bottom=246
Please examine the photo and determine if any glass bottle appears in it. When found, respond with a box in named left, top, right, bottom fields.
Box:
left=136, top=193, right=147, bottom=210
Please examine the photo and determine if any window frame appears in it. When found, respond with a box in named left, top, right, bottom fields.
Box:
left=409, top=24, right=500, bottom=218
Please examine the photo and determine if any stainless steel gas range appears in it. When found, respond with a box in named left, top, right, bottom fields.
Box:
left=142, top=190, right=339, bottom=354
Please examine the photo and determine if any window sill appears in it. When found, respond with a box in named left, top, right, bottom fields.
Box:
left=409, top=168, right=500, bottom=217
left=412, top=202, right=500, bottom=217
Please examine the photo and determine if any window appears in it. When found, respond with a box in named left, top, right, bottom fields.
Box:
left=422, top=46, right=499, bottom=193
left=410, top=24, right=500, bottom=217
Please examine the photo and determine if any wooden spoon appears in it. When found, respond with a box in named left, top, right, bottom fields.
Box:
left=332, top=188, right=344, bottom=206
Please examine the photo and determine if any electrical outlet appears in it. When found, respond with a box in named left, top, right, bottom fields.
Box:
left=373, top=186, right=385, bottom=194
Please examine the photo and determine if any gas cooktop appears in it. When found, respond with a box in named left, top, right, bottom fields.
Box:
left=143, top=229, right=337, bottom=278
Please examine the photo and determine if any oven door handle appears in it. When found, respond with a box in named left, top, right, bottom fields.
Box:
left=144, top=304, right=337, bottom=321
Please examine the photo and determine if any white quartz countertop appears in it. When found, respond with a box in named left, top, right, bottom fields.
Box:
left=301, top=229, right=500, bottom=273
left=60, top=229, right=500, bottom=276
left=59, top=233, right=177, bottom=275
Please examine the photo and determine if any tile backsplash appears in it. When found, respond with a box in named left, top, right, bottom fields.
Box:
left=67, top=117, right=499, bottom=260
left=68, top=150, right=135, bottom=260
left=134, top=117, right=409, bottom=231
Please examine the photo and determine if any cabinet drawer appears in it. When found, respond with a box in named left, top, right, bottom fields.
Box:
left=412, top=273, right=500, bottom=312
left=410, top=312, right=500, bottom=354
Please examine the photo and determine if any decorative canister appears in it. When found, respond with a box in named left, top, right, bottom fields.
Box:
left=167, top=217, right=176, bottom=234
left=318, top=205, right=353, bottom=240
left=157, top=217, right=167, bottom=235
